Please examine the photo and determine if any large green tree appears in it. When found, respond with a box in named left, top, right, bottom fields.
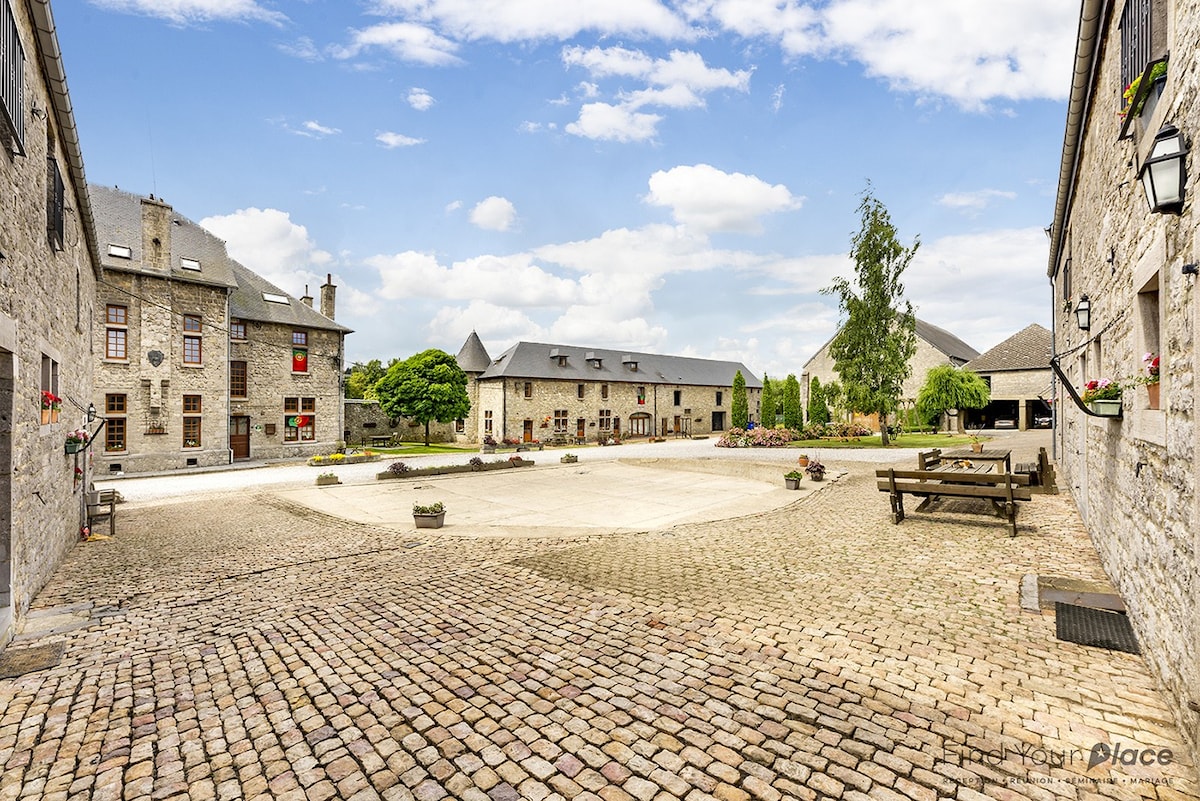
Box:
left=759, top=375, right=776, bottom=426
left=344, top=359, right=389, bottom=399
left=731, top=370, right=749, bottom=429
left=823, top=187, right=918, bottom=445
left=807, top=376, right=831, bottom=426
left=916, top=365, right=991, bottom=432
left=375, top=349, right=471, bottom=445
left=823, top=380, right=844, bottom=422
left=782, top=374, right=802, bottom=430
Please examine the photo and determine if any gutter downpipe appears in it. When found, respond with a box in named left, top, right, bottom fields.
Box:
left=1047, top=0, right=1107, bottom=462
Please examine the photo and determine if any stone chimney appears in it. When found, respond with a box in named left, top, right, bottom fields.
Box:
left=300, top=285, right=313, bottom=308
left=320, top=273, right=336, bottom=320
left=140, top=194, right=172, bottom=271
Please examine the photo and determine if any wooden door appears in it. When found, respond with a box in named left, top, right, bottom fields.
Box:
left=523, top=419, right=534, bottom=442
left=576, top=418, right=585, bottom=440
left=230, top=416, right=250, bottom=460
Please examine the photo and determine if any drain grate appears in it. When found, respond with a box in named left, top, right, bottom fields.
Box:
left=0, top=642, right=65, bottom=679
left=1055, top=603, right=1140, bottom=654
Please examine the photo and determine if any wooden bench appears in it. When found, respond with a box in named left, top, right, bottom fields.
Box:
left=876, top=468, right=1033, bottom=537
left=86, top=489, right=118, bottom=536
left=1013, top=447, right=1059, bottom=495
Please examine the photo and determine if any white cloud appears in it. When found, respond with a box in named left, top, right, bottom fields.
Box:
left=200, top=207, right=335, bottom=297
left=370, top=251, right=578, bottom=306
left=566, top=102, right=663, bottom=143
left=278, top=37, right=323, bottom=61
left=645, top=164, right=802, bottom=234
left=444, top=200, right=463, bottom=213
left=771, top=83, right=785, bottom=112
left=335, top=22, right=461, bottom=66
left=376, top=131, right=426, bottom=148
left=533, top=223, right=762, bottom=277
left=428, top=301, right=545, bottom=350
left=301, top=120, right=340, bottom=137
left=366, top=0, right=690, bottom=42
left=469, top=196, right=518, bottom=231
left=88, top=0, right=286, bottom=25
left=407, top=87, right=435, bottom=110
left=937, top=189, right=1018, bottom=211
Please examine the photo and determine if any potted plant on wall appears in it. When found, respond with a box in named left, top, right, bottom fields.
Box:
left=64, top=429, right=89, bottom=454
left=41, top=391, right=61, bottom=424
left=481, top=434, right=497, bottom=454
left=1081, top=378, right=1123, bottom=416
left=1140, top=353, right=1160, bottom=409
left=413, top=501, right=445, bottom=529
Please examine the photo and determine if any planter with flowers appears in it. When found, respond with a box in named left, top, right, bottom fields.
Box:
left=41, top=391, right=61, bottom=424
left=413, top=501, right=445, bottom=529
left=784, top=470, right=804, bottom=490
left=64, top=429, right=90, bottom=454
left=316, top=472, right=340, bottom=486
left=805, top=457, right=826, bottom=482
left=1081, top=378, right=1123, bottom=417
left=1140, top=353, right=1160, bottom=409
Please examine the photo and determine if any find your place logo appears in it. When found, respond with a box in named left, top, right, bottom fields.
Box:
left=1087, top=742, right=1174, bottom=771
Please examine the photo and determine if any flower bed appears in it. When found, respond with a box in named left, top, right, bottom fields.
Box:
left=309, top=451, right=382, bottom=467
left=716, top=427, right=799, bottom=447
left=376, top=458, right=534, bottom=480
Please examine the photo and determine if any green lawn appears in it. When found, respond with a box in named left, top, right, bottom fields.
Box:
left=789, top=433, right=977, bottom=449
left=366, top=442, right=478, bottom=456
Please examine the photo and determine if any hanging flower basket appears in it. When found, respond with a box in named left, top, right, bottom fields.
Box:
left=1088, top=399, right=1122, bottom=417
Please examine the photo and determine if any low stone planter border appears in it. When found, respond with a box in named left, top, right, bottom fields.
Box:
left=377, top=459, right=534, bottom=480
left=309, top=454, right=382, bottom=467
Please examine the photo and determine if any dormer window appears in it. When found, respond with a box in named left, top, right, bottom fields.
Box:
left=623, top=355, right=639, bottom=372
left=586, top=351, right=603, bottom=368
left=549, top=348, right=567, bottom=367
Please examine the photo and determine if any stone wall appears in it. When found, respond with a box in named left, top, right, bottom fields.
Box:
left=471, top=378, right=757, bottom=442
left=344, top=399, right=455, bottom=446
left=94, top=271, right=231, bottom=473
left=231, top=324, right=345, bottom=460
left=1051, top=0, right=1199, bottom=762
left=0, top=0, right=98, bottom=644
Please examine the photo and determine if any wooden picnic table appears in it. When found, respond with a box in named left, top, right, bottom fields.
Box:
left=940, top=448, right=1012, bottom=473
left=876, top=459, right=1032, bottom=537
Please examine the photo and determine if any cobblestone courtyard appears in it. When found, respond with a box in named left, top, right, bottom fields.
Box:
left=1, top=460, right=1196, bottom=800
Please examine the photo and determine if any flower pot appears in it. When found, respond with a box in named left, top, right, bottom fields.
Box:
left=785, top=477, right=801, bottom=490
left=65, top=441, right=85, bottom=455
left=797, top=457, right=809, bottom=468
left=51, top=409, right=60, bottom=423
left=808, top=471, right=825, bottom=482
left=1088, top=399, right=1122, bottom=417
left=970, top=442, right=983, bottom=453
left=41, top=409, right=51, bottom=425
left=1146, top=382, right=1160, bottom=410
left=413, top=512, right=445, bottom=529
left=316, top=476, right=340, bottom=486
left=561, top=456, right=578, bottom=464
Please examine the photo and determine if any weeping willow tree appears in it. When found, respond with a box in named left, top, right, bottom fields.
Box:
left=916, top=365, right=991, bottom=432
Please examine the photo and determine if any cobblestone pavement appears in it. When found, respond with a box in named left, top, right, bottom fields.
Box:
left=2, top=459, right=1195, bottom=800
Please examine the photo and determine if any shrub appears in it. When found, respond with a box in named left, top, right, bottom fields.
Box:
left=483, top=435, right=497, bottom=446
left=329, top=453, right=346, bottom=462
left=469, top=456, right=484, bottom=467
left=716, top=427, right=798, bottom=447
left=387, top=461, right=410, bottom=475
left=413, top=501, right=444, bottom=515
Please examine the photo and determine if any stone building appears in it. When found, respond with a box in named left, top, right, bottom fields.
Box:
left=1, top=0, right=100, bottom=645
left=91, top=186, right=349, bottom=473
left=961, top=323, right=1053, bottom=430
left=343, top=399, right=455, bottom=447
left=801, top=318, right=979, bottom=428
left=1048, top=0, right=1199, bottom=762
left=457, top=336, right=761, bottom=443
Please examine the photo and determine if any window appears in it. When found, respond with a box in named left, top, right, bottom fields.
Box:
left=554, top=409, right=568, bottom=431
left=107, top=244, right=132, bottom=259
left=673, top=390, right=682, bottom=406
left=455, top=419, right=464, bottom=433
left=106, top=304, right=128, bottom=360
left=523, top=382, right=532, bottom=398
left=292, top=331, right=308, bottom=372
left=47, top=156, right=65, bottom=250
left=180, top=258, right=201, bottom=271
left=105, top=394, right=126, bottom=451
left=577, top=384, right=585, bottom=399
left=2, top=0, right=27, bottom=154
left=716, top=391, right=723, bottom=406
left=230, top=319, right=246, bottom=340
left=599, top=409, right=612, bottom=431
left=484, top=410, right=493, bottom=433
left=601, top=384, right=609, bottom=400
left=1138, top=275, right=1161, bottom=411
left=183, top=315, right=202, bottom=365
left=182, top=395, right=202, bottom=448
left=284, top=397, right=316, bottom=442
left=262, top=292, right=289, bottom=304
left=637, top=386, right=646, bottom=405
left=1119, top=0, right=1159, bottom=92
left=230, top=361, right=247, bottom=398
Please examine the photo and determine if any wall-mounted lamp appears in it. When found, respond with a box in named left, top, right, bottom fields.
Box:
left=1140, top=123, right=1189, bottom=213
left=30, top=104, right=46, bottom=120
left=1075, top=294, right=1091, bottom=331
left=87, top=403, right=97, bottom=423
left=1183, top=263, right=1199, bottom=275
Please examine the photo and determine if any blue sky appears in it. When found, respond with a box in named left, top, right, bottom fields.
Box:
left=56, top=0, right=1079, bottom=379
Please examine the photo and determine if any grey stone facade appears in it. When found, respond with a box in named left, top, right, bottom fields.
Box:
left=90, top=187, right=349, bottom=473
left=1048, top=0, right=1199, bottom=764
left=0, top=0, right=101, bottom=646
left=458, top=338, right=761, bottom=443
left=344, top=399, right=455, bottom=447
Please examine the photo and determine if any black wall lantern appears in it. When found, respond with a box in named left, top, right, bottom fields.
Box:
left=87, top=402, right=97, bottom=423
left=1075, top=294, right=1091, bottom=330
left=1140, top=123, right=1188, bottom=212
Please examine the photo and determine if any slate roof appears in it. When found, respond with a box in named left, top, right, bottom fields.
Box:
left=229, top=263, right=351, bottom=333
left=964, top=324, right=1051, bottom=373
left=803, top=317, right=979, bottom=370
left=90, top=185, right=239, bottom=290
left=456, top=331, right=492, bottom=373
left=476, top=341, right=761, bottom=388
